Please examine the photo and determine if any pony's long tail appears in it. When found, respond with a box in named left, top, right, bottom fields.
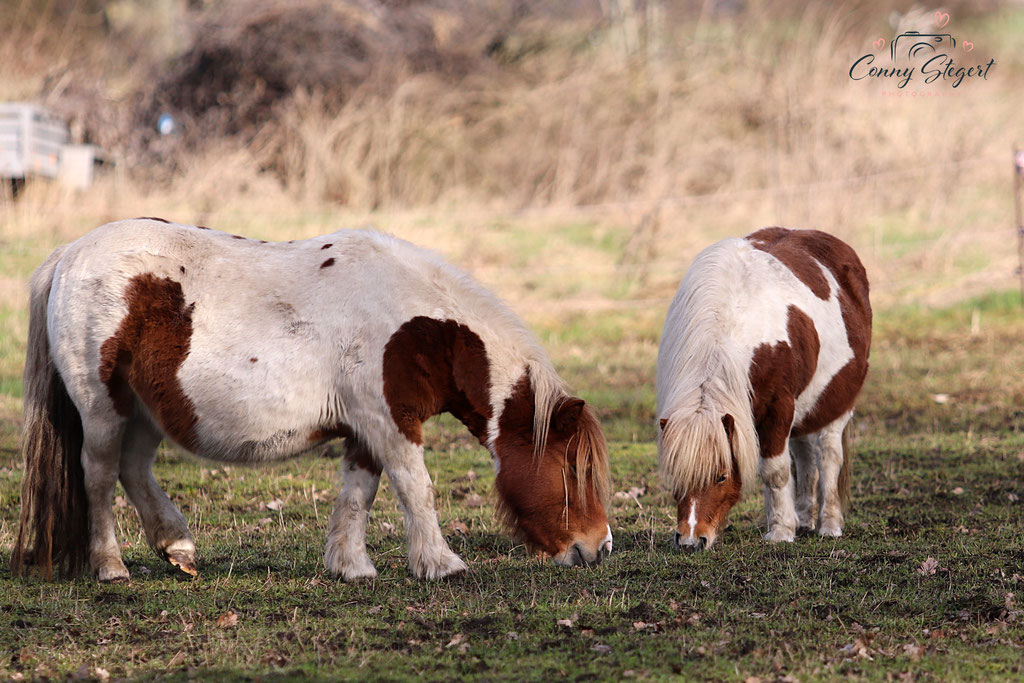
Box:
left=11, top=246, right=90, bottom=579
left=838, top=417, right=853, bottom=513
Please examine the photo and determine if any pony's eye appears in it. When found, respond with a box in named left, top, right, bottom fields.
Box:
left=569, top=464, right=578, bottom=476
left=716, top=475, right=727, bottom=484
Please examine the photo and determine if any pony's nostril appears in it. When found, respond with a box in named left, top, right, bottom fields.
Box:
left=673, top=530, right=682, bottom=548
left=697, top=536, right=708, bottom=550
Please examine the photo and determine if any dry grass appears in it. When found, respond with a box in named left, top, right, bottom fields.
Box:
left=2, top=1, right=1022, bottom=313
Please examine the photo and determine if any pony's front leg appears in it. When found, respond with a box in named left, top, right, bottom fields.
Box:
left=791, top=434, right=819, bottom=533
left=758, top=402, right=797, bottom=543
left=325, top=440, right=382, bottom=581
left=119, top=417, right=196, bottom=576
left=385, top=445, right=467, bottom=579
left=81, top=422, right=130, bottom=582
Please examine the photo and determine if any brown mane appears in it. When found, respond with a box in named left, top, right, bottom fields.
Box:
left=493, top=371, right=610, bottom=546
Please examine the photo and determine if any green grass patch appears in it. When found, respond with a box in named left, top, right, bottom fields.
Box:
left=0, top=299, right=1022, bottom=680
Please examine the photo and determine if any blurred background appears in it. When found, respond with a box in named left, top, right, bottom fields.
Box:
left=1, top=0, right=1022, bottom=427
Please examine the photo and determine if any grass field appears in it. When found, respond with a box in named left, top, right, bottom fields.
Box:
left=0, top=242, right=1021, bottom=679
left=2, top=1, right=1024, bottom=679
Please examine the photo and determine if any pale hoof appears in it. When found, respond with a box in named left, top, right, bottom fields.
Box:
left=95, top=558, right=130, bottom=583
left=818, top=523, right=843, bottom=538
left=764, top=527, right=796, bottom=543
left=324, top=545, right=378, bottom=582
left=410, top=551, right=468, bottom=580
left=165, top=550, right=198, bottom=577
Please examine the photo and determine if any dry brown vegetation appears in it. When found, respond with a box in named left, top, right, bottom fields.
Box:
left=1, top=0, right=1022, bottom=313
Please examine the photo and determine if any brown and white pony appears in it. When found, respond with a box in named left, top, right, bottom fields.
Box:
left=657, top=227, right=871, bottom=550
left=12, top=219, right=612, bottom=582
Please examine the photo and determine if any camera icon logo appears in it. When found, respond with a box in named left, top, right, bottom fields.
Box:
left=890, top=31, right=956, bottom=63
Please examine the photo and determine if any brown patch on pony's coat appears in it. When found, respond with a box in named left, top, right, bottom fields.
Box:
left=197, top=226, right=211, bottom=230
left=344, top=437, right=382, bottom=475
left=321, top=243, right=333, bottom=250
left=792, top=247, right=872, bottom=435
left=747, top=227, right=872, bottom=448
left=12, top=246, right=90, bottom=579
left=748, top=305, right=819, bottom=458
left=320, top=258, right=336, bottom=269
left=748, top=227, right=831, bottom=300
left=381, top=317, right=492, bottom=445
left=493, top=372, right=610, bottom=555
left=249, top=357, right=258, bottom=363
left=231, top=234, right=245, bottom=240
left=98, top=274, right=201, bottom=452
left=138, top=216, right=171, bottom=223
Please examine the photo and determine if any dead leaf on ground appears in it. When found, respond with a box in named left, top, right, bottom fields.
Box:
left=902, top=643, right=924, bottom=660
left=167, top=650, right=187, bottom=667
left=216, top=610, right=239, bottom=628
left=464, top=493, right=485, bottom=508
left=380, top=521, right=396, bottom=534
left=446, top=633, right=464, bottom=648
left=265, top=499, right=284, bottom=511
left=447, top=519, right=470, bottom=535
left=918, top=557, right=940, bottom=576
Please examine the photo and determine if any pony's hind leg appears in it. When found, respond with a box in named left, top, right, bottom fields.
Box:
left=817, top=411, right=853, bottom=537
left=118, top=416, right=197, bottom=576
left=80, top=418, right=130, bottom=582
left=379, top=439, right=467, bottom=579
left=791, top=434, right=819, bottom=533
left=325, top=438, right=382, bottom=581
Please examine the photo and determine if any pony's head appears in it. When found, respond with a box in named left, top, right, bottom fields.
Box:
left=659, top=411, right=757, bottom=551
left=494, top=374, right=612, bottom=566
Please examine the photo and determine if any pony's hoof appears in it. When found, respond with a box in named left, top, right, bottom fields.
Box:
left=411, top=552, right=468, bottom=580
left=764, top=528, right=796, bottom=543
left=818, top=524, right=843, bottom=538
left=96, top=561, right=130, bottom=583
left=335, top=557, right=379, bottom=582
left=166, top=551, right=198, bottom=577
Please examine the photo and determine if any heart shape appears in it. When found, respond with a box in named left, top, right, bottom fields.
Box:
left=935, top=11, right=950, bottom=28
left=873, top=38, right=885, bottom=49
left=963, top=41, right=974, bottom=52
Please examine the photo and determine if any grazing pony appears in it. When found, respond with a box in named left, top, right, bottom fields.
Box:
left=12, top=219, right=612, bottom=582
left=657, top=227, right=871, bottom=550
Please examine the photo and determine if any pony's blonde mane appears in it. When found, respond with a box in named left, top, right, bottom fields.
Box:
left=657, top=240, right=759, bottom=497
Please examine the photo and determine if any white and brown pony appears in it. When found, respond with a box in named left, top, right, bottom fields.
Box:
left=657, top=227, right=871, bottom=550
left=12, top=218, right=612, bottom=582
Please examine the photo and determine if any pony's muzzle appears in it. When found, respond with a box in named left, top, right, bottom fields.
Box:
left=555, top=526, right=613, bottom=568
left=673, top=530, right=708, bottom=552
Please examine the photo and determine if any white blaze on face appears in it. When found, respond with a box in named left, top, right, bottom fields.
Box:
left=687, top=500, right=697, bottom=541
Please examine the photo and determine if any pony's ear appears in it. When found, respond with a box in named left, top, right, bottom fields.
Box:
left=552, top=398, right=585, bottom=435
left=721, top=414, right=735, bottom=442
left=659, top=418, right=668, bottom=430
